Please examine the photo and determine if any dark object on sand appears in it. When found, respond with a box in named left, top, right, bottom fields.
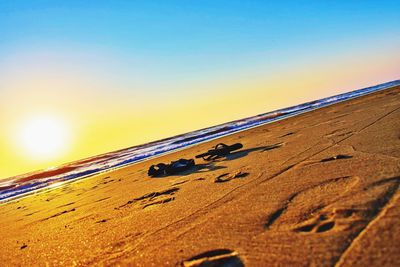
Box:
left=320, top=154, right=353, bottom=162
left=182, top=249, right=244, bottom=267
left=196, top=143, right=243, bottom=161
left=148, top=159, right=195, bottom=177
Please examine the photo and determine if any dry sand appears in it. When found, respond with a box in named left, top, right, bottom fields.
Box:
left=1, top=86, right=400, bottom=266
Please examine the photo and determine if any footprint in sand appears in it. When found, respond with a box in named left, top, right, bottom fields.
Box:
left=56, top=202, right=75, bottom=209
left=265, top=175, right=400, bottom=235
left=182, top=249, right=244, bottom=267
left=95, top=197, right=111, bottom=203
left=280, top=132, right=295, bottom=138
left=214, top=171, right=249, bottom=183
left=319, top=154, right=353, bottom=163
left=264, top=176, right=360, bottom=230
left=41, top=208, right=76, bottom=221
left=331, top=113, right=351, bottom=120
left=102, top=179, right=114, bottom=185
left=324, top=128, right=354, bottom=139
left=118, top=187, right=179, bottom=209
left=24, top=211, right=40, bottom=217
left=294, top=208, right=355, bottom=233
left=296, top=154, right=353, bottom=168
left=171, top=180, right=189, bottom=186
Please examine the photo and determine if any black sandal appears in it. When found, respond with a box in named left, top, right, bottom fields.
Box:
left=148, top=163, right=167, bottom=176
left=165, top=159, right=195, bottom=175
left=148, top=159, right=195, bottom=177
left=195, top=143, right=243, bottom=161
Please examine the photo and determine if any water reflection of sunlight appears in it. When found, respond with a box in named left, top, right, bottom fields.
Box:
left=47, top=181, right=66, bottom=190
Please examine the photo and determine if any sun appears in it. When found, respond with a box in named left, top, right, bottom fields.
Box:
left=17, top=115, right=70, bottom=160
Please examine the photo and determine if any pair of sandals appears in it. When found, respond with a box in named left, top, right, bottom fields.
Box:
left=148, top=143, right=243, bottom=177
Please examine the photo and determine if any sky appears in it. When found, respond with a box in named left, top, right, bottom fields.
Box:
left=0, top=1, right=399, bottom=179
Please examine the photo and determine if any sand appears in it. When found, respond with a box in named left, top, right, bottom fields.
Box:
left=1, top=86, right=399, bottom=266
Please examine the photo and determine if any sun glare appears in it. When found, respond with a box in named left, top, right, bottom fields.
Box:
left=17, top=116, right=70, bottom=160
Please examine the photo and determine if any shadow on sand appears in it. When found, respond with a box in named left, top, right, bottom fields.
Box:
left=222, top=143, right=283, bottom=161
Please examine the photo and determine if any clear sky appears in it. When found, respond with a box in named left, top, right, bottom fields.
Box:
left=1, top=1, right=399, bottom=179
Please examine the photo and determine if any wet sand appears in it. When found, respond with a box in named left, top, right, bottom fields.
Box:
left=1, top=86, right=399, bottom=266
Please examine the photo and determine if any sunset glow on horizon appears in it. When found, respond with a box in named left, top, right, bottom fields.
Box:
left=1, top=1, right=399, bottom=179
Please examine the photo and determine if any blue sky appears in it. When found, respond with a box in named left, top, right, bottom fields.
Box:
left=2, top=1, right=399, bottom=67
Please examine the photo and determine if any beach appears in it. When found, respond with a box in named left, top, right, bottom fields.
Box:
left=0, top=85, right=399, bottom=266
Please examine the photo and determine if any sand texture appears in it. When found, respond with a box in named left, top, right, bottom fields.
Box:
left=1, top=86, right=400, bottom=266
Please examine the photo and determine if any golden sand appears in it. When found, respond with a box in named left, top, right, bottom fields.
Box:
left=1, top=86, right=399, bottom=266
